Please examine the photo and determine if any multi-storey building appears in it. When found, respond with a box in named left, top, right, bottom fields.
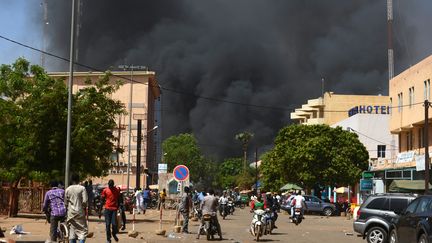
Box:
left=49, top=71, right=161, bottom=189
left=290, top=92, right=390, bottom=126
left=384, top=55, right=432, bottom=184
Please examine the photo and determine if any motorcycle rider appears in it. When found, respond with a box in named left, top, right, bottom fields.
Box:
left=290, top=192, right=307, bottom=219
left=218, top=192, right=229, bottom=217
left=250, top=194, right=266, bottom=211
left=196, top=189, right=222, bottom=240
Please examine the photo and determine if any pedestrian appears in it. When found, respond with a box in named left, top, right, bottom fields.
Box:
left=101, top=179, right=120, bottom=243
left=85, top=180, right=94, bottom=214
left=117, top=187, right=127, bottom=231
left=158, top=188, right=167, bottom=210
left=134, top=188, right=144, bottom=214
left=179, top=186, right=192, bottom=234
left=65, top=174, right=88, bottom=243
left=142, top=186, right=151, bottom=214
left=43, top=180, right=67, bottom=243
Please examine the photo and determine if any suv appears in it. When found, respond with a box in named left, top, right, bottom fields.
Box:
left=281, top=195, right=336, bottom=216
left=389, top=195, right=432, bottom=243
left=353, top=193, right=417, bottom=243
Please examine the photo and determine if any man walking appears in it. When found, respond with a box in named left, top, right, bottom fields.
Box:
left=101, top=179, right=120, bottom=243
left=179, top=186, right=192, bottom=234
left=43, top=180, right=66, bottom=242
left=65, top=174, right=88, bottom=243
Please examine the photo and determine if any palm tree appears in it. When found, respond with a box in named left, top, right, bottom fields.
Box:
left=235, top=132, right=254, bottom=172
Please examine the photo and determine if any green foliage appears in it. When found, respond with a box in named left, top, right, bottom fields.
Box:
left=260, top=124, right=369, bottom=192
left=162, top=133, right=208, bottom=184
left=217, top=158, right=242, bottom=189
left=0, top=58, right=126, bottom=183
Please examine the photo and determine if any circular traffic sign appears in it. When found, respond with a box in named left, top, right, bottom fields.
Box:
left=173, top=165, right=189, bottom=181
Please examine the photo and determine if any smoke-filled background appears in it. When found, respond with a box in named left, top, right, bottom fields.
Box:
left=37, top=0, right=432, bottom=160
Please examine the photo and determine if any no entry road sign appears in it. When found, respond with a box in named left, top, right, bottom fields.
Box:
left=173, top=165, right=189, bottom=181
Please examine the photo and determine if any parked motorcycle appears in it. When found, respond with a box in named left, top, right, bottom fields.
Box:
left=292, top=207, right=303, bottom=225
left=250, top=209, right=270, bottom=242
left=227, top=199, right=235, bottom=215
left=93, top=194, right=103, bottom=218
left=202, top=213, right=220, bottom=240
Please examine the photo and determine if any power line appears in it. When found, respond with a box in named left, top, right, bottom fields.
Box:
left=348, top=127, right=398, bottom=148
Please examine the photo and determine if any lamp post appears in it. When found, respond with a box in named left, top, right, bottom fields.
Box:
left=118, top=65, right=146, bottom=191
left=65, top=0, right=76, bottom=187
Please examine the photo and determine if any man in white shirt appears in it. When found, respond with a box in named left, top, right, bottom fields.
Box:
left=290, top=193, right=307, bottom=218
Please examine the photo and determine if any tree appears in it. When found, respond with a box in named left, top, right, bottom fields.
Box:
left=235, top=132, right=254, bottom=171
left=162, top=133, right=208, bottom=184
left=0, top=58, right=126, bottom=183
left=217, top=158, right=243, bottom=189
left=260, top=124, right=369, bottom=192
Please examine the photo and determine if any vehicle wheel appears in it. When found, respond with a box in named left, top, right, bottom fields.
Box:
left=419, top=234, right=427, bottom=243
left=256, top=226, right=261, bottom=242
left=367, top=226, right=387, bottom=243
left=323, top=207, right=333, bottom=216
left=389, top=229, right=398, bottom=243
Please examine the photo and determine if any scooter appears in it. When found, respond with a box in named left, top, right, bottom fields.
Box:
left=264, top=208, right=275, bottom=234
left=292, top=207, right=303, bottom=225
left=250, top=209, right=266, bottom=242
left=227, top=199, right=235, bottom=215
left=219, top=204, right=229, bottom=220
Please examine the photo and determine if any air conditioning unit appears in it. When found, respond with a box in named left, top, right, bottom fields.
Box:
left=111, top=170, right=117, bottom=174
left=119, top=162, right=125, bottom=166
left=113, top=162, right=118, bottom=166
left=132, top=163, right=137, bottom=167
left=118, top=170, right=124, bottom=174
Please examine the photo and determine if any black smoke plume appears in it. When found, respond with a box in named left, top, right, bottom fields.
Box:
left=43, top=0, right=432, bottom=160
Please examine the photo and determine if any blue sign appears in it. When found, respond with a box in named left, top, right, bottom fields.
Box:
left=360, top=179, right=373, bottom=191
left=173, top=165, right=189, bottom=181
left=348, top=105, right=390, bottom=117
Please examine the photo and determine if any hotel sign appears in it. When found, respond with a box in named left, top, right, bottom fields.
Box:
left=348, top=105, right=390, bottom=117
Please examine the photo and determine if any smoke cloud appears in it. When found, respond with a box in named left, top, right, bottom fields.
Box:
left=42, top=0, right=432, bottom=160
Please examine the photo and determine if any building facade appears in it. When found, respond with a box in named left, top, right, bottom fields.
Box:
left=290, top=92, right=390, bottom=126
left=382, top=55, right=432, bottom=177
left=49, top=71, right=161, bottom=189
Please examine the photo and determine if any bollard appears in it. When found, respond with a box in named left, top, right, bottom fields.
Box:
left=155, top=206, right=166, bottom=235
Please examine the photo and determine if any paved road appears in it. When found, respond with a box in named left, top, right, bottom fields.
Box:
left=1, top=208, right=365, bottom=242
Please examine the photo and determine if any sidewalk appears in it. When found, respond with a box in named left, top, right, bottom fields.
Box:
left=0, top=209, right=190, bottom=242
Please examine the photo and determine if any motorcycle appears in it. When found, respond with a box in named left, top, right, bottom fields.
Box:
left=292, top=207, right=303, bottom=225
left=123, top=193, right=134, bottom=214
left=250, top=209, right=267, bottom=242
left=219, top=204, right=229, bottom=220
left=227, top=199, right=235, bottom=215
left=202, top=213, right=220, bottom=240
left=93, top=194, right=103, bottom=218
left=264, top=208, right=276, bottom=234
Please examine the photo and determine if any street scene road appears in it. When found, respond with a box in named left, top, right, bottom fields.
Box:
left=1, top=208, right=363, bottom=243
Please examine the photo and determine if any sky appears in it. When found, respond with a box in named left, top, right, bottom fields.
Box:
left=1, top=1, right=432, bottom=160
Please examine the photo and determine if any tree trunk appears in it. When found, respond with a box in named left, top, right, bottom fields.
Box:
left=8, top=180, right=20, bottom=217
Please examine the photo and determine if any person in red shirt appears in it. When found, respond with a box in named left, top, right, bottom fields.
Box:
left=101, top=179, right=120, bottom=243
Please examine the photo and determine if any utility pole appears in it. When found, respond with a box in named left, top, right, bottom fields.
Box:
left=65, top=0, right=76, bottom=187
left=387, top=0, right=394, bottom=80
left=255, top=147, right=258, bottom=193
left=425, top=100, right=431, bottom=194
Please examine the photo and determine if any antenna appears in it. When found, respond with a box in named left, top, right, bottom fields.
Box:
left=387, top=0, right=394, bottom=80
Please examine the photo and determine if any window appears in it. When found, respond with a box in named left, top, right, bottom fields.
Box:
left=398, top=92, right=403, bottom=112
left=415, top=198, right=431, bottom=214
left=426, top=79, right=431, bottom=101
left=405, top=198, right=420, bottom=214
left=419, top=128, right=424, bottom=148
left=377, top=145, right=386, bottom=158
left=407, top=131, right=413, bottom=151
left=390, top=98, right=393, bottom=114
left=409, top=87, right=414, bottom=108
left=389, top=198, right=409, bottom=214
left=366, top=198, right=388, bottom=210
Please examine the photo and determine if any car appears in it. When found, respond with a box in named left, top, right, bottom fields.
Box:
left=353, top=193, right=417, bottom=243
left=280, top=195, right=337, bottom=216
left=389, top=195, right=432, bottom=243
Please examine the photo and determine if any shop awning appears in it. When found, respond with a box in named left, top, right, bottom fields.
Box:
left=389, top=180, right=432, bottom=192
left=280, top=183, right=303, bottom=191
